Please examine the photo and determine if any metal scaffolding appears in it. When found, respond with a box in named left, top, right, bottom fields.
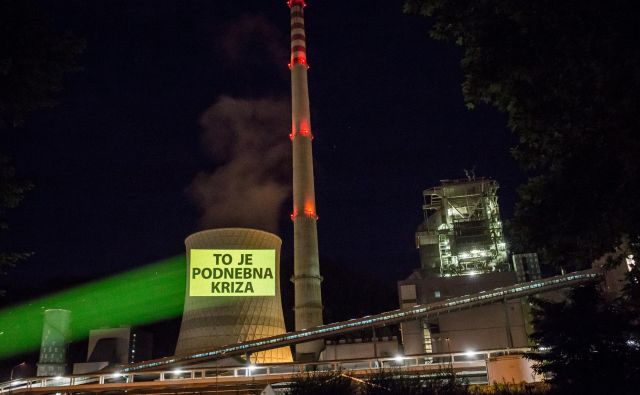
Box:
left=416, top=178, right=508, bottom=276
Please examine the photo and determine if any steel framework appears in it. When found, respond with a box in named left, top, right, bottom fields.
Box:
left=416, top=178, right=508, bottom=276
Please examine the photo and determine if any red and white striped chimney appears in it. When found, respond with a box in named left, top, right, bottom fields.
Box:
left=288, top=0, right=324, bottom=359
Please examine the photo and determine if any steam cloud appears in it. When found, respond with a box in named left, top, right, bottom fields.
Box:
left=190, top=96, right=291, bottom=233
left=190, top=15, right=291, bottom=233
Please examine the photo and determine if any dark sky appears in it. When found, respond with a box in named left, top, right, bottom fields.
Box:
left=3, top=0, right=522, bottom=314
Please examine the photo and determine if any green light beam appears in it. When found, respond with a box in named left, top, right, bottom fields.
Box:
left=0, top=255, right=185, bottom=360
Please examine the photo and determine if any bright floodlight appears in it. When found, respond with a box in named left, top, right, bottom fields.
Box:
left=172, top=369, right=184, bottom=375
left=393, top=355, right=404, bottom=362
left=464, top=350, right=476, bottom=357
left=111, top=372, right=122, bottom=378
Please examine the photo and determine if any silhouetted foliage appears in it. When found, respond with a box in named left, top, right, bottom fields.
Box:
left=0, top=0, right=84, bottom=128
left=0, top=154, right=32, bottom=294
left=286, top=371, right=354, bottom=395
left=0, top=0, right=83, bottom=293
left=473, top=383, right=543, bottom=395
left=363, top=368, right=467, bottom=395
left=618, top=242, right=640, bottom=317
left=526, top=282, right=640, bottom=394
left=405, top=0, right=640, bottom=271
left=286, top=369, right=548, bottom=394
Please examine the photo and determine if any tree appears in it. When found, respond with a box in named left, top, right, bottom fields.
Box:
left=0, top=154, right=32, bottom=294
left=0, top=0, right=84, bottom=128
left=0, top=0, right=83, bottom=291
left=286, top=371, right=354, bottom=395
left=363, top=369, right=467, bottom=395
left=526, top=282, right=640, bottom=394
left=405, top=0, right=640, bottom=271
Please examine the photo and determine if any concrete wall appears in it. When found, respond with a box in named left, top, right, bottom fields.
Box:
left=487, top=355, right=541, bottom=384
left=320, top=338, right=399, bottom=361
left=433, top=300, right=528, bottom=353
left=87, top=327, right=131, bottom=364
left=398, top=271, right=530, bottom=354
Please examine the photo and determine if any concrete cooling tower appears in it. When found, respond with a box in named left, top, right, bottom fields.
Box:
left=37, top=309, right=71, bottom=377
left=174, top=228, right=292, bottom=363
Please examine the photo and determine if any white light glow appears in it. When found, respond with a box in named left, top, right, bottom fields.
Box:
left=464, top=350, right=476, bottom=357
left=626, top=255, right=636, bottom=272
left=171, top=369, right=184, bottom=375
left=393, top=355, right=404, bottom=362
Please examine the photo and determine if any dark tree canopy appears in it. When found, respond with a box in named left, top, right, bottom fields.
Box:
left=0, top=0, right=83, bottom=290
left=526, top=276, right=640, bottom=394
left=405, top=0, right=640, bottom=270
left=0, top=154, right=32, bottom=291
left=0, top=0, right=84, bottom=128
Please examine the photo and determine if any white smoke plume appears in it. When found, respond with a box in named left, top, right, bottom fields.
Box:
left=190, top=96, right=291, bottom=233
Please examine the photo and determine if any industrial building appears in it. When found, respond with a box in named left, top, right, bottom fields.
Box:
left=72, top=327, right=152, bottom=374
left=416, top=178, right=508, bottom=276
left=4, top=1, right=625, bottom=389
left=398, top=270, right=530, bottom=355
left=320, top=336, right=400, bottom=361
left=400, top=178, right=538, bottom=356
left=174, top=0, right=322, bottom=363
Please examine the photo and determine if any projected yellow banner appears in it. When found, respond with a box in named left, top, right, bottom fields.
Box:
left=189, top=249, right=276, bottom=296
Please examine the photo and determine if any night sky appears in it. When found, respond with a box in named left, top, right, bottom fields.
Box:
left=3, top=0, right=522, bottom=337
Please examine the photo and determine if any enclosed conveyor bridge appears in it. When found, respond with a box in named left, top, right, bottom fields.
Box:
left=123, top=268, right=601, bottom=372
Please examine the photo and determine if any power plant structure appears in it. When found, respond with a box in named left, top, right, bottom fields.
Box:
left=36, top=309, right=71, bottom=377
left=174, top=228, right=292, bottom=363
left=400, top=177, right=531, bottom=356
left=4, top=1, right=631, bottom=390
left=415, top=178, right=508, bottom=276
left=288, top=0, right=324, bottom=359
left=172, top=1, right=325, bottom=363
left=72, top=327, right=153, bottom=374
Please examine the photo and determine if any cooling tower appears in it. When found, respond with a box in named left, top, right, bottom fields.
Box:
left=174, top=228, right=292, bottom=363
left=37, top=309, right=71, bottom=377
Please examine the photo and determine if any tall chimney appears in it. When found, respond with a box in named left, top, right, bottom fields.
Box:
left=288, top=0, right=324, bottom=359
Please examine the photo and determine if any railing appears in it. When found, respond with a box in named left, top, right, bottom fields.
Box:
left=0, top=348, right=530, bottom=393
left=0, top=268, right=601, bottom=392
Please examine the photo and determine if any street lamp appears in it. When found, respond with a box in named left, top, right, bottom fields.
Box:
left=10, top=362, right=27, bottom=381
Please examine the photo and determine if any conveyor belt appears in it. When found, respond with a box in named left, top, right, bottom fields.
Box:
left=123, top=268, right=601, bottom=372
